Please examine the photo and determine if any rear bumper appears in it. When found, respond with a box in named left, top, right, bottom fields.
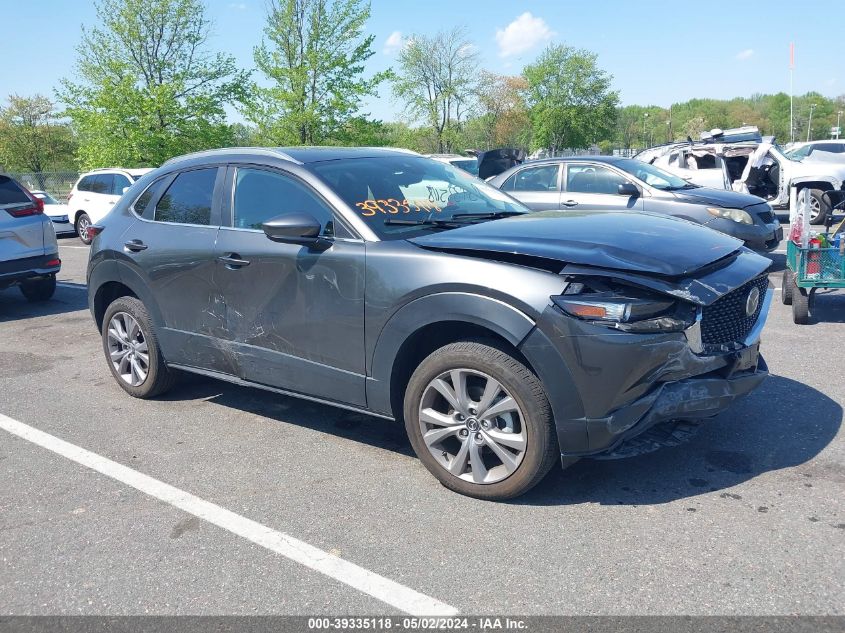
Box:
left=0, top=253, right=60, bottom=287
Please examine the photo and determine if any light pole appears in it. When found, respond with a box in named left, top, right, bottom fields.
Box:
left=807, top=103, right=816, bottom=142
left=837, top=111, right=843, bottom=139
left=642, top=112, right=649, bottom=149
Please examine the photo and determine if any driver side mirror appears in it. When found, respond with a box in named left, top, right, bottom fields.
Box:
left=618, top=182, right=640, bottom=197
left=262, top=212, right=332, bottom=249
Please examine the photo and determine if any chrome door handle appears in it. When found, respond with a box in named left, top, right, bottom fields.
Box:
left=124, top=239, right=148, bottom=252
left=217, top=254, right=251, bottom=268
left=562, top=200, right=578, bottom=207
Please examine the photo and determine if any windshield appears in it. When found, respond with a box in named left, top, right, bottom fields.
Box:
left=615, top=158, right=694, bottom=190
left=309, top=155, right=527, bottom=239
left=785, top=145, right=810, bottom=161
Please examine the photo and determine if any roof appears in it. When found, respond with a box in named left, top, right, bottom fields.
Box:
left=521, top=155, right=627, bottom=166
left=85, top=167, right=154, bottom=176
left=162, top=146, right=419, bottom=167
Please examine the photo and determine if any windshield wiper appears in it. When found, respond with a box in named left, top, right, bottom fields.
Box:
left=383, top=218, right=465, bottom=229
left=450, top=211, right=525, bottom=220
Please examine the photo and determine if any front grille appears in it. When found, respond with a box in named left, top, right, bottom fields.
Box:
left=701, top=275, right=769, bottom=348
left=757, top=210, right=775, bottom=223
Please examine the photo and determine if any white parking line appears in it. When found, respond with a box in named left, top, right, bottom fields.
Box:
left=58, top=245, right=90, bottom=249
left=0, top=413, right=458, bottom=616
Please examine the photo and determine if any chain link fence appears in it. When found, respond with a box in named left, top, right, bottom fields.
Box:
left=7, top=171, right=80, bottom=199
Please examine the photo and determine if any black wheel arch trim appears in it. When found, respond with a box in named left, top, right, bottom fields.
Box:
left=88, top=259, right=165, bottom=331
left=366, top=291, right=589, bottom=453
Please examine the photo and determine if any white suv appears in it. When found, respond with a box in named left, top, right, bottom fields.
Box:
left=68, top=168, right=153, bottom=243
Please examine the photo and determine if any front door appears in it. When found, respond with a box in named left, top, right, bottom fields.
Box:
left=561, top=163, right=643, bottom=211
left=212, top=165, right=366, bottom=407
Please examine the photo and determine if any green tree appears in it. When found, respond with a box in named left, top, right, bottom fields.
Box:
left=522, top=44, right=618, bottom=153
left=0, top=95, right=76, bottom=183
left=392, top=28, right=479, bottom=153
left=247, top=0, right=388, bottom=145
left=59, top=0, right=247, bottom=169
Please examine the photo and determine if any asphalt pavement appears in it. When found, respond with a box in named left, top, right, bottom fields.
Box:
left=0, top=235, right=842, bottom=616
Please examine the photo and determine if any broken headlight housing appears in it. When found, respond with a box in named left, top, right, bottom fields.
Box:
left=706, top=207, right=753, bottom=225
left=552, top=280, right=697, bottom=333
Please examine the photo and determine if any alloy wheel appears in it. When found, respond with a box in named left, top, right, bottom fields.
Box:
left=808, top=195, right=820, bottom=222
left=77, top=215, right=91, bottom=241
left=107, top=312, right=149, bottom=387
left=418, top=368, right=527, bottom=484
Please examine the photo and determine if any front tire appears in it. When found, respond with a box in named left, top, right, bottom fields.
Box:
left=792, top=278, right=810, bottom=324
left=808, top=189, right=831, bottom=226
left=19, top=275, right=56, bottom=302
left=404, top=341, right=558, bottom=500
left=102, top=296, right=175, bottom=398
left=75, top=212, right=92, bottom=244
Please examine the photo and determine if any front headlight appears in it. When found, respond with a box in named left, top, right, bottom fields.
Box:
left=707, top=207, right=753, bottom=225
left=552, top=282, right=697, bottom=333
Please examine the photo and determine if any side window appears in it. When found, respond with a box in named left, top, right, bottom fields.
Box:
left=505, top=165, right=559, bottom=192
left=567, top=165, right=628, bottom=195
left=154, top=168, right=217, bottom=226
left=90, top=174, right=113, bottom=194
left=132, top=177, right=169, bottom=217
left=233, top=168, right=336, bottom=236
left=112, top=174, right=132, bottom=194
left=77, top=176, right=94, bottom=192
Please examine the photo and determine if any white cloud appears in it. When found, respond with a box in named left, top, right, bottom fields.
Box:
left=228, top=2, right=247, bottom=9
left=383, top=31, right=404, bottom=55
left=826, top=78, right=837, bottom=87
left=735, top=49, right=754, bottom=60
left=495, top=12, right=555, bottom=58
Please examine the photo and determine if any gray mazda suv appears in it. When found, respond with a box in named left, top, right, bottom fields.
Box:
left=488, top=156, right=783, bottom=252
left=87, top=148, right=771, bottom=500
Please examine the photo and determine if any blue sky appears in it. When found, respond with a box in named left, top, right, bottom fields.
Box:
left=2, top=0, right=841, bottom=123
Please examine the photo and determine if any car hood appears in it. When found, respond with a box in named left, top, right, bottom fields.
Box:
left=410, top=210, right=743, bottom=277
left=669, top=187, right=765, bottom=209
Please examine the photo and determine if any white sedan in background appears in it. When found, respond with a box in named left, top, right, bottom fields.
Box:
left=31, top=191, right=76, bottom=237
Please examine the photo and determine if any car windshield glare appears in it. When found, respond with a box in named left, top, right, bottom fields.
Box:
left=615, top=158, right=692, bottom=190
left=310, top=155, right=527, bottom=239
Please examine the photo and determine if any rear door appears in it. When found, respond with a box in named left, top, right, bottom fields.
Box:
left=119, top=167, right=225, bottom=369
left=561, top=163, right=643, bottom=211
left=499, top=164, right=561, bottom=210
left=0, top=176, right=43, bottom=263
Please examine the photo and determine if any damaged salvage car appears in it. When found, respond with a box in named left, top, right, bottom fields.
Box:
left=86, top=147, right=772, bottom=500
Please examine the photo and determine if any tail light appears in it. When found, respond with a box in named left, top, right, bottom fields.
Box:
left=45, top=258, right=61, bottom=268
left=67, top=192, right=73, bottom=203
left=5, top=194, right=44, bottom=218
left=86, top=224, right=105, bottom=238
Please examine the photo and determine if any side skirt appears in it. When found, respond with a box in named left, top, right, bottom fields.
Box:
left=166, top=363, right=396, bottom=422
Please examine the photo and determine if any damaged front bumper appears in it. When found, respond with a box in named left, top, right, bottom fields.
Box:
left=520, top=284, right=772, bottom=463
left=579, top=353, right=767, bottom=458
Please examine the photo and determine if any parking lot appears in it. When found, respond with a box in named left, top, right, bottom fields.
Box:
left=0, top=234, right=843, bottom=616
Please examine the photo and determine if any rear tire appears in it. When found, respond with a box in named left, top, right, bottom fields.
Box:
left=76, top=212, right=92, bottom=244
left=781, top=269, right=793, bottom=305
left=808, top=189, right=831, bottom=226
left=102, top=296, right=175, bottom=398
left=19, top=275, right=56, bottom=302
left=403, top=341, right=558, bottom=500
left=792, top=278, right=809, bottom=324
